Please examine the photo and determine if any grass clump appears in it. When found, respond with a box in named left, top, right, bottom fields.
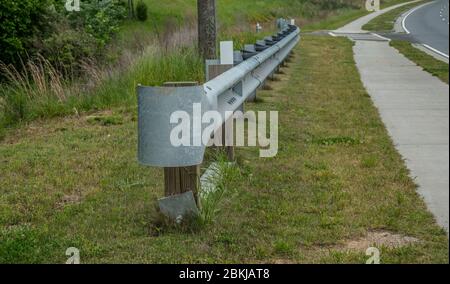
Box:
left=312, top=136, right=362, bottom=146
left=87, top=115, right=123, bottom=126
left=0, top=56, right=68, bottom=125
left=136, top=1, right=149, bottom=22
left=150, top=210, right=204, bottom=236
left=146, top=150, right=240, bottom=235
left=200, top=153, right=240, bottom=225
left=0, top=47, right=204, bottom=134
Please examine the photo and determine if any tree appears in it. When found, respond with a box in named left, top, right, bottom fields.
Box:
left=197, top=0, right=217, bottom=60
left=136, top=1, right=148, bottom=21
left=128, top=0, right=135, bottom=18
left=0, top=0, right=50, bottom=66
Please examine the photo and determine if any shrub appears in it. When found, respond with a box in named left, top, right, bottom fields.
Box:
left=64, top=0, right=127, bottom=47
left=136, top=1, right=148, bottom=22
left=0, top=0, right=52, bottom=67
left=40, top=28, right=99, bottom=76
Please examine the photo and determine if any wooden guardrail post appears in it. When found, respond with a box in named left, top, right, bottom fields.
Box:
left=163, top=82, right=200, bottom=204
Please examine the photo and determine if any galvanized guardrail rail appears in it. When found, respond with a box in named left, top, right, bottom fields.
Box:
left=137, top=19, right=300, bottom=216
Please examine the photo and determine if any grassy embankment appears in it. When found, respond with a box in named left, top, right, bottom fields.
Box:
left=362, top=0, right=428, bottom=32
left=303, top=0, right=415, bottom=31
left=1, top=35, right=448, bottom=263
left=362, top=0, right=449, bottom=83
left=0, top=0, right=411, bottom=138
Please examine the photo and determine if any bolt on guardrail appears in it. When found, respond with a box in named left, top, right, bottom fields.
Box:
left=137, top=19, right=300, bottom=220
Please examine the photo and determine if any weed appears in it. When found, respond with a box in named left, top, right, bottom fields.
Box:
left=87, top=115, right=123, bottom=126
left=312, top=136, right=362, bottom=146
left=200, top=152, right=240, bottom=225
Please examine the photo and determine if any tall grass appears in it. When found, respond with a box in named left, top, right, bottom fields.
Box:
left=199, top=154, right=240, bottom=225
left=0, top=0, right=410, bottom=137
left=0, top=56, right=69, bottom=127
left=87, top=45, right=204, bottom=109
left=0, top=24, right=203, bottom=134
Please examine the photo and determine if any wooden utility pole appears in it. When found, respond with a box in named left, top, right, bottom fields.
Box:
left=197, top=0, right=217, bottom=60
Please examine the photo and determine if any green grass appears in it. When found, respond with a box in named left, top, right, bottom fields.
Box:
left=1, top=35, right=447, bottom=263
left=227, top=35, right=448, bottom=263
left=0, top=0, right=416, bottom=135
left=363, top=0, right=428, bottom=32
left=380, top=0, right=420, bottom=8
left=4, top=0, right=347, bottom=135
left=302, top=0, right=415, bottom=31
left=0, top=47, right=204, bottom=136
left=390, top=40, right=449, bottom=84
left=122, top=0, right=414, bottom=33
left=303, top=8, right=370, bottom=31
left=124, top=0, right=360, bottom=32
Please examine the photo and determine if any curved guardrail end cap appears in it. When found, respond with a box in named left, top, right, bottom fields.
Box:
left=137, top=85, right=209, bottom=167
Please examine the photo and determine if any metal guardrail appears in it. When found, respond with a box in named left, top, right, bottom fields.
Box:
left=138, top=21, right=300, bottom=168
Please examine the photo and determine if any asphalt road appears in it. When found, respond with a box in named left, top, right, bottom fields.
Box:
left=404, top=0, right=449, bottom=57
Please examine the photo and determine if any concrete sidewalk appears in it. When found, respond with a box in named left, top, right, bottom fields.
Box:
left=334, top=1, right=449, bottom=232
left=354, top=41, right=449, bottom=232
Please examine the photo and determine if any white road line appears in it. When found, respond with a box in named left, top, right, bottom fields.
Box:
left=423, top=44, right=450, bottom=58
left=328, top=32, right=337, bottom=37
left=401, top=1, right=449, bottom=58
left=371, top=33, right=391, bottom=41
left=402, top=1, right=435, bottom=34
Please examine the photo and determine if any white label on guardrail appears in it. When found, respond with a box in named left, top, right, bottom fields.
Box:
left=170, top=104, right=279, bottom=158
left=220, top=41, right=234, bottom=65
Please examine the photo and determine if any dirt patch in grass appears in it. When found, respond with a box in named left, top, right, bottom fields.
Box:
left=55, top=195, right=81, bottom=210
left=269, top=259, right=298, bottom=264
left=342, top=231, right=419, bottom=251
left=86, top=115, right=124, bottom=126
left=1, top=110, right=129, bottom=145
